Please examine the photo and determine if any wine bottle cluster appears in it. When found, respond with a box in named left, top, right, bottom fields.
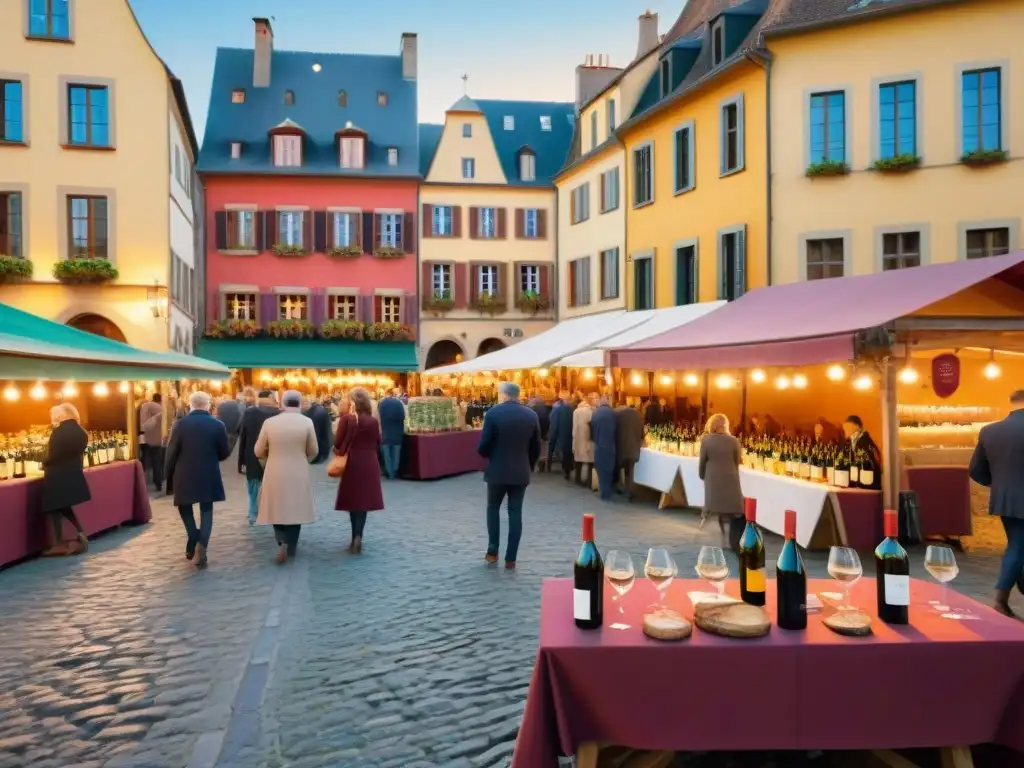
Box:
left=741, top=436, right=876, bottom=489
left=0, top=431, right=131, bottom=481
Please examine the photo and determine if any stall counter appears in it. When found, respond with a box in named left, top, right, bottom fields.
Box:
left=401, top=430, right=488, bottom=480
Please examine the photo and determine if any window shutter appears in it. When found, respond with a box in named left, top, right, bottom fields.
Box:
left=454, top=263, right=468, bottom=308
left=214, top=211, right=228, bottom=250
left=469, top=207, right=479, bottom=240
left=538, top=210, right=548, bottom=239
left=469, top=263, right=480, bottom=303
left=540, top=263, right=551, bottom=300
left=359, top=295, right=373, bottom=323
left=260, top=291, right=277, bottom=324
left=512, top=261, right=523, bottom=300
left=734, top=226, right=748, bottom=299
left=303, top=212, right=313, bottom=250
left=261, top=211, right=276, bottom=251
left=514, top=209, right=524, bottom=238
left=402, top=293, right=416, bottom=326
left=497, top=263, right=508, bottom=308
left=422, top=204, right=433, bottom=238
left=362, top=212, right=375, bottom=253
left=692, top=251, right=700, bottom=303
left=403, top=212, right=414, bottom=253
left=584, top=258, right=592, bottom=304
left=718, top=107, right=726, bottom=176
left=497, top=208, right=507, bottom=239
left=599, top=174, right=606, bottom=211
left=353, top=212, right=363, bottom=249
left=373, top=295, right=383, bottom=324
left=737, top=95, right=746, bottom=170
left=314, top=211, right=327, bottom=252
left=212, top=289, right=224, bottom=321
left=717, top=236, right=728, bottom=300
left=421, top=261, right=433, bottom=307
left=570, top=191, right=576, bottom=223
left=310, top=288, right=326, bottom=326
left=452, top=206, right=462, bottom=237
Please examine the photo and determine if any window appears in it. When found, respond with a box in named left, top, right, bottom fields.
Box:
left=569, top=257, right=591, bottom=307
left=718, top=227, right=746, bottom=300
left=478, top=207, right=497, bottom=238
left=660, top=58, right=671, bottom=97
left=431, top=205, right=453, bottom=236
left=378, top=213, right=403, bottom=248
left=591, top=111, right=598, bottom=150
left=225, top=292, right=257, bottom=321
left=377, top=296, right=402, bottom=323
left=711, top=19, right=724, bottom=66
left=284, top=89, right=295, bottom=106
left=0, top=192, right=23, bottom=258
left=882, top=232, right=921, bottom=271
left=462, top=123, right=472, bottom=137
left=676, top=245, right=697, bottom=305
left=28, top=0, right=70, bottom=39
left=226, top=210, right=255, bottom=249
left=633, top=143, right=653, bottom=206
left=462, top=157, right=475, bottom=179
left=174, top=146, right=182, bottom=186
left=1, top=81, right=23, bottom=142
left=277, top=211, right=305, bottom=248
left=273, top=135, right=302, bottom=167
left=810, top=91, right=846, bottom=164
left=329, top=294, right=356, bottom=321
left=67, top=196, right=108, bottom=259
left=170, top=252, right=195, bottom=317
left=387, top=147, right=399, bottom=167
left=231, top=89, right=245, bottom=104
left=600, top=168, right=619, bottom=213
left=337, top=90, right=347, bottom=107
left=230, top=141, right=242, bottom=159
left=503, top=115, right=514, bottom=131
left=674, top=122, right=694, bottom=193
left=68, top=85, right=110, bottom=147
left=340, top=137, right=365, bottom=169
left=523, top=209, right=540, bottom=238
left=520, top=152, right=536, bottom=182
left=607, top=99, right=616, bottom=136
left=431, top=263, right=451, bottom=296
left=633, top=256, right=653, bottom=310
left=966, top=227, right=1010, bottom=260
left=377, top=91, right=388, bottom=106
left=478, top=264, right=499, bottom=296
left=520, top=264, right=540, bottom=294
left=540, top=115, right=551, bottom=131
left=331, top=212, right=358, bottom=248
left=720, top=96, right=744, bottom=174
left=806, top=238, right=845, bottom=280
left=962, top=68, right=1002, bottom=153
left=278, top=293, right=307, bottom=320
left=879, top=81, right=916, bottom=159
left=571, top=183, right=590, bottom=224
left=600, top=248, right=619, bottom=300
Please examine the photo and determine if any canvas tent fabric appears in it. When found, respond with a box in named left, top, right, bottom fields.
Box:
left=194, top=338, right=418, bottom=371
left=555, top=302, right=726, bottom=368
left=611, top=252, right=1024, bottom=371
left=427, top=311, right=653, bottom=375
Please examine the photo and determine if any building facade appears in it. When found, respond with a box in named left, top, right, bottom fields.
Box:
left=767, top=0, right=1023, bottom=284
left=418, top=97, right=573, bottom=368
left=0, top=0, right=199, bottom=351
left=195, top=19, right=420, bottom=378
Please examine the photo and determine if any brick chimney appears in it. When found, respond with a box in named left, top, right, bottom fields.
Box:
left=400, top=33, right=417, bottom=81
left=574, top=54, right=623, bottom=113
left=635, top=10, right=659, bottom=60
left=253, top=17, right=273, bottom=88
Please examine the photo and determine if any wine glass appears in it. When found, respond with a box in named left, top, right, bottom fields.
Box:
left=695, top=546, right=729, bottom=600
left=924, top=545, right=961, bottom=618
left=644, top=548, right=677, bottom=608
left=827, top=546, right=863, bottom=611
left=605, top=551, right=635, bottom=616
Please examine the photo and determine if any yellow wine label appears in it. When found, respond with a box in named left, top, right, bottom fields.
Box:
left=746, top=568, right=766, bottom=592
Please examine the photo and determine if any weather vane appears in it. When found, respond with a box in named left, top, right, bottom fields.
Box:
left=461, top=74, right=469, bottom=95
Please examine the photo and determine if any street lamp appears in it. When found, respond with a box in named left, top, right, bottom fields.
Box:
left=148, top=281, right=168, bottom=318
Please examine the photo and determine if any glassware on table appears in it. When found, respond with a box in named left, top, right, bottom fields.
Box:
left=924, top=545, right=964, bottom=618
left=644, top=548, right=677, bottom=608
left=827, top=546, right=863, bottom=611
left=605, top=550, right=635, bottom=615
left=695, top=545, right=730, bottom=600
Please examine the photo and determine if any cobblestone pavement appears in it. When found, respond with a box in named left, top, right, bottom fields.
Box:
left=0, top=464, right=1017, bottom=768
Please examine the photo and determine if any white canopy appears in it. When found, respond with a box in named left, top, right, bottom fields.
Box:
left=425, top=310, right=653, bottom=375
left=555, top=302, right=727, bottom=369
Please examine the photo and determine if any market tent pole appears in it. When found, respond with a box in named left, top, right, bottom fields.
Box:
left=125, top=389, right=139, bottom=461
left=880, top=359, right=899, bottom=511
left=739, top=371, right=748, bottom=436
left=700, top=371, right=710, bottom=426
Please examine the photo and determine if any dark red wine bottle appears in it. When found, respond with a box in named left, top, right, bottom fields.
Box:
left=875, top=509, right=909, bottom=624
left=738, top=497, right=766, bottom=606
left=776, top=509, right=807, bottom=630
left=573, top=513, right=604, bottom=629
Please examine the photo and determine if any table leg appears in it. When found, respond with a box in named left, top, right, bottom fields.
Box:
left=658, top=476, right=687, bottom=510
left=939, top=747, right=974, bottom=768
left=872, top=750, right=922, bottom=768
left=576, top=741, right=599, bottom=768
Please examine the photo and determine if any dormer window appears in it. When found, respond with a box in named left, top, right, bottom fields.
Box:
left=540, top=116, right=552, bottom=131
left=711, top=18, right=725, bottom=66
left=503, top=115, right=514, bottom=131
left=660, top=58, right=671, bottom=97
left=341, top=137, right=365, bottom=168
left=518, top=148, right=536, bottom=182
left=338, top=90, right=348, bottom=107
left=231, top=89, right=245, bottom=104
left=377, top=91, right=389, bottom=106
left=284, top=90, right=295, bottom=106
left=273, top=135, right=302, bottom=167
left=230, top=141, right=242, bottom=159
left=387, top=147, right=399, bottom=167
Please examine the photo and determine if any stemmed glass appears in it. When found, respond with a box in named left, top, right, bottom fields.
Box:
left=644, top=548, right=677, bottom=608
left=605, top=551, right=635, bottom=616
left=827, top=546, right=863, bottom=611
left=924, top=545, right=963, bottom=618
left=695, top=546, right=729, bottom=601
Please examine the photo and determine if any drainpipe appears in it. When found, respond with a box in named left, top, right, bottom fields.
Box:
left=746, top=49, right=773, bottom=287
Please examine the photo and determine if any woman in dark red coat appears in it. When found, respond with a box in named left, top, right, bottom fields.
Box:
left=333, top=387, right=384, bottom=553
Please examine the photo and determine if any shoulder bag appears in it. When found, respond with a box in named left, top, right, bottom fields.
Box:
left=328, top=414, right=357, bottom=478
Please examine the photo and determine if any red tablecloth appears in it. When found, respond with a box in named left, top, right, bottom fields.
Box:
left=905, top=465, right=973, bottom=537
left=401, top=431, right=487, bottom=480
left=0, top=460, right=151, bottom=567
left=512, top=578, right=1024, bottom=766
left=833, top=488, right=882, bottom=551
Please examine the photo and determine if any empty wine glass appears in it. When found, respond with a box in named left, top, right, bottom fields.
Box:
left=695, top=546, right=729, bottom=600
left=644, top=548, right=677, bottom=608
left=605, top=551, right=635, bottom=615
left=925, top=545, right=962, bottom=618
left=827, top=546, right=863, bottom=611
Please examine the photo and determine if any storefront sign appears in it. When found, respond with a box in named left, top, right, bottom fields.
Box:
left=931, top=354, right=960, bottom=398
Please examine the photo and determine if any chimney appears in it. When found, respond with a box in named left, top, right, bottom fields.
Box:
left=253, top=17, right=273, bottom=88
left=635, top=10, right=659, bottom=60
left=400, top=33, right=417, bottom=81
left=574, top=54, right=623, bottom=113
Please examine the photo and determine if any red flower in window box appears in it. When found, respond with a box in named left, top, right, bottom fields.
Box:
left=365, top=322, right=414, bottom=342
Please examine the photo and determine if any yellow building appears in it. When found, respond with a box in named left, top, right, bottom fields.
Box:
left=767, top=0, right=1023, bottom=283
left=417, top=96, right=574, bottom=368
left=619, top=0, right=772, bottom=309
left=0, top=0, right=199, bottom=352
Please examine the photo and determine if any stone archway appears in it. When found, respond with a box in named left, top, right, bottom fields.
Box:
left=425, top=339, right=465, bottom=369
left=477, top=337, right=505, bottom=357
left=67, top=313, right=128, bottom=343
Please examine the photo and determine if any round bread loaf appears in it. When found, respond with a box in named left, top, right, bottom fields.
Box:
left=642, top=610, right=693, bottom=641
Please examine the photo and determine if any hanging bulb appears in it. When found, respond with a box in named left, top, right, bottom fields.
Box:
left=659, top=374, right=673, bottom=386
left=683, top=373, right=699, bottom=387
left=826, top=364, right=846, bottom=381
left=62, top=381, right=78, bottom=397
left=714, top=374, right=733, bottom=389
left=792, top=373, right=808, bottom=389
left=853, top=374, right=873, bottom=391
left=118, top=381, right=130, bottom=394
left=775, top=375, right=791, bottom=390
left=750, top=369, right=766, bottom=384
left=583, top=368, right=595, bottom=380
left=2, top=383, right=20, bottom=402
left=93, top=382, right=110, bottom=397
left=631, top=372, right=643, bottom=386
left=898, top=366, right=919, bottom=384
left=983, top=361, right=1001, bottom=380
left=30, top=381, right=47, bottom=400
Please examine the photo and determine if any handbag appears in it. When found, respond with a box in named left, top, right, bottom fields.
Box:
left=327, top=414, right=356, bottom=478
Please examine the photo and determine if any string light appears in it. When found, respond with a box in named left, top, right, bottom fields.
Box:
left=3, top=383, right=20, bottom=402
left=984, top=361, right=1001, bottom=380
left=93, top=382, right=110, bottom=397
left=826, top=364, right=846, bottom=381
left=30, top=382, right=47, bottom=400
left=853, top=374, right=873, bottom=391
left=536, top=368, right=549, bottom=378
left=792, top=373, right=808, bottom=389
left=659, top=374, right=673, bottom=386
left=683, top=373, right=699, bottom=387
left=583, top=368, right=595, bottom=380
left=775, top=375, right=791, bottom=390
left=750, top=369, right=766, bottom=384
left=118, top=381, right=130, bottom=394
left=714, top=374, right=734, bottom=389
left=898, top=366, right=919, bottom=384
left=62, top=381, right=78, bottom=397
left=631, top=372, right=643, bottom=386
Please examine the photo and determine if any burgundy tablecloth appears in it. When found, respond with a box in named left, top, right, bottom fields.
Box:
left=512, top=578, right=1024, bottom=766
left=401, top=431, right=487, bottom=480
left=833, top=488, right=882, bottom=551
left=0, top=461, right=151, bottom=567
left=905, top=465, right=973, bottom=537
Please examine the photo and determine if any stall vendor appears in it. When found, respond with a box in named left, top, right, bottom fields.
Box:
left=843, top=414, right=882, bottom=491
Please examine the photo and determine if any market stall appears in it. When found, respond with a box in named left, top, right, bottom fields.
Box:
left=400, top=395, right=486, bottom=480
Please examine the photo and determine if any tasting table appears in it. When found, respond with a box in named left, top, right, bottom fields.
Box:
left=511, top=577, right=1024, bottom=768
left=400, top=429, right=487, bottom=480
left=0, top=460, right=152, bottom=568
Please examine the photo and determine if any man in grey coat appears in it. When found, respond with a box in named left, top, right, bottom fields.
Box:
left=215, top=396, right=243, bottom=455
left=969, top=389, right=1024, bottom=617
left=590, top=396, right=618, bottom=501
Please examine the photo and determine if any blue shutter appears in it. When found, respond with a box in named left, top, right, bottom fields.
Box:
left=736, top=95, right=746, bottom=170
left=717, top=235, right=727, bottom=300
left=733, top=226, right=747, bottom=300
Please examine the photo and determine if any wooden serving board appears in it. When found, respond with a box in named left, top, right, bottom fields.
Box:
left=693, top=601, right=771, bottom=638
left=823, top=609, right=873, bottom=636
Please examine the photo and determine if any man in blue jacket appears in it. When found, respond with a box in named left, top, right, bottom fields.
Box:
left=477, top=381, right=541, bottom=568
left=378, top=389, right=406, bottom=479
left=590, top=395, right=618, bottom=501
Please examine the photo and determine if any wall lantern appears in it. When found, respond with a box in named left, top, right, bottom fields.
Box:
left=148, top=281, right=169, bottom=318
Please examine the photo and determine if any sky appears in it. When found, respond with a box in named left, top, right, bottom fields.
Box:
left=128, top=0, right=686, bottom=141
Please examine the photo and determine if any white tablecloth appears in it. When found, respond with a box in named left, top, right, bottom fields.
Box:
left=635, top=449, right=830, bottom=547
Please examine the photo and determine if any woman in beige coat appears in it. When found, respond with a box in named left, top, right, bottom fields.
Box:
left=572, top=395, right=596, bottom=487
left=255, top=390, right=319, bottom=564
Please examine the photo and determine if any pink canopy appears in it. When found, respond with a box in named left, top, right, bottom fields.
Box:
left=610, top=251, right=1024, bottom=370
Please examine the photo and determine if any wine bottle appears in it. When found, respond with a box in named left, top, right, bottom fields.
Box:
left=573, top=513, right=604, bottom=630
left=859, top=450, right=875, bottom=489
left=738, top=497, right=766, bottom=606
left=875, top=509, right=910, bottom=624
left=776, top=509, right=807, bottom=630
left=0, top=450, right=7, bottom=481
left=834, top=449, right=849, bottom=488
left=13, top=450, right=26, bottom=479
left=849, top=448, right=860, bottom=485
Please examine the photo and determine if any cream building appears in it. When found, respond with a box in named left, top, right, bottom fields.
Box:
left=0, top=0, right=199, bottom=351
left=417, top=96, right=574, bottom=369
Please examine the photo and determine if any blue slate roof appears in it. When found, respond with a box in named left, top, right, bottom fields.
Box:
left=198, top=47, right=418, bottom=177
left=418, top=123, right=442, bottom=177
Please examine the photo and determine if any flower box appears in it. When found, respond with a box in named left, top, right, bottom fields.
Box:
left=53, top=258, right=119, bottom=284
left=516, top=291, right=551, bottom=315
left=204, top=320, right=261, bottom=339
left=327, top=245, right=363, bottom=258
left=961, top=149, right=1008, bottom=167
left=0, top=255, right=32, bottom=283
left=320, top=319, right=365, bottom=340
left=471, top=292, right=506, bottom=315
left=871, top=154, right=920, bottom=173
left=221, top=244, right=259, bottom=254
left=373, top=247, right=405, bottom=259
left=425, top=292, right=455, bottom=315
left=805, top=160, right=850, bottom=178
left=271, top=244, right=310, bottom=257
left=266, top=319, right=316, bottom=339
left=365, top=322, right=415, bottom=342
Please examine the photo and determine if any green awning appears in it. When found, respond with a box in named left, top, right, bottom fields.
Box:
left=195, top=338, right=419, bottom=371
left=0, top=303, right=231, bottom=382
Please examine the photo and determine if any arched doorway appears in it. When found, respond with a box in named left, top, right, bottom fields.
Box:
left=67, top=313, right=127, bottom=343
left=477, top=338, right=505, bottom=357
left=425, top=339, right=464, bottom=369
